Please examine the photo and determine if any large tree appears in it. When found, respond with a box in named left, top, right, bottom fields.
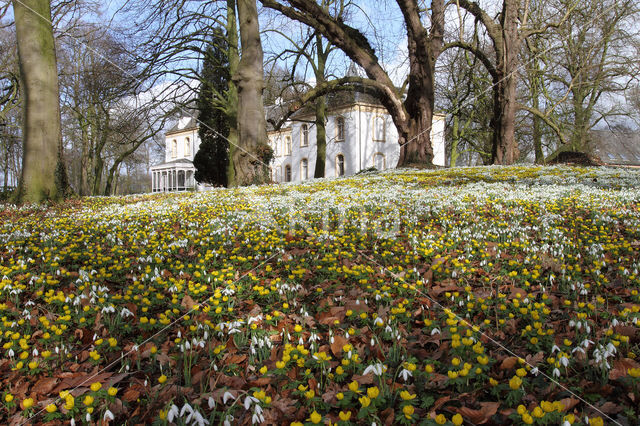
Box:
left=194, top=28, right=231, bottom=187
left=265, top=0, right=343, bottom=178
left=233, top=0, right=271, bottom=185
left=260, top=0, right=445, bottom=168
left=450, top=0, right=573, bottom=164
left=12, top=0, right=67, bottom=203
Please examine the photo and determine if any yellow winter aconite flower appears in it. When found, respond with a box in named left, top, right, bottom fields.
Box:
left=5, top=394, right=13, bottom=403
left=403, top=405, right=415, bottom=419
left=366, top=386, right=379, bottom=399
left=451, top=413, right=464, bottom=426
left=400, top=390, right=416, bottom=400
left=45, top=403, right=57, bottom=413
left=22, top=398, right=34, bottom=409
left=339, top=411, right=351, bottom=421
left=359, top=395, right=371, bottom=408
left=158, top=374, right=167, bottom=384
left=308, top=410, right=322, bottom=424
left=628, top=368, right=640, bottom=378
left=108, top=387, right=118, bottom=396
left=83, top=395, right=94, bottom=406
left=509, top=375, right=522, bottom=390
left=90, top=382, right=102, bottom=392
left=435, top=414, right=447, bottom=424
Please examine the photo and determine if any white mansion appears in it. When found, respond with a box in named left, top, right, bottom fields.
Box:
left=150, top=93, right=445, bottom=192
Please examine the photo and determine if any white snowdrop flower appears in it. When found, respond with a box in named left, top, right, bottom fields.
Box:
left=244, top=396, right=258, bottom=410
left=551, top=345, right=561, bottom=353
left=370, top=337, right=376, bottom=347
left=208, top=397, right=216, bottom=409
left=8, top=349, right=14, bottom=357
left=572, top=346, right=585, bottom=354
left=70, top=419, right=75, bottom=426
left=223, top=391, right=236, bottom=404
left=363, top=363, right=385, bottom=376
left=223, top=415, right=234, bottom=426
left=32, top=348, right=38, bottom=357
left=399, top=368, right=412, bottom=381
left=104, top=410, right=114, bottom=421
left=582, top=339, right=594, bottom=348
left=167, top=405, right=180, bottom=423
left=553, top=368, right=561, bottom=377
left=560, top=356, right=569, bottom=367
left=192, top=410, right=209, bottom=426
left=86, top=413, right=91, bottom=422
left=180, top=403, right=194, bottom=418
left=431, top=327, right=441, bottom=335
left=530, top=367, right=539, bottom=376
left=612, top=318, right=619, bottom=327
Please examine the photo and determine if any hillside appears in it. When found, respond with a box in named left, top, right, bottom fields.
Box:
left=1, top=165, right=640, bottom=425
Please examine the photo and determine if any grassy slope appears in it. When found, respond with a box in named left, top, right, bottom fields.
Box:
left=0, top=165, right=639, bottom=425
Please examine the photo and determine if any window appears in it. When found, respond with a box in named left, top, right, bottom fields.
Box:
left=336, top=117, right=345, bottom=141
left=285, top=136, right=292, bottom=156
left=301, top=124, right=309, bottom=147
left=373, top=153, right=386, bottom=170
left=172, top=140, right=178, bottom=158
left=373, top=116, right=385, bottom=141
left=336, top=154, right=345, bottom=177
left=185, top=137, right=191, bottom=157
left=300, top=158, right=308, bottom=180
left=285, top=165, right=292, bottom=182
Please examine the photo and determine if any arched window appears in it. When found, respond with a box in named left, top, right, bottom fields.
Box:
left=285, top=136, right=292, bottom=156
left=373, top=116, right=385, bottom=141
left=185, top=137, right=191, bottom=157
left=172, top=140, right=178, bottom=158
left=300, top=158, right=308, bottom=180
left=284, top=165, right=292, bottom=182
left=336, top=116, right=345, bottom=141
left=336, top=154, right=345, bottom=177
left=373, top=153, right=386, bottom=170
left=301, top=124, right=309, bottom=147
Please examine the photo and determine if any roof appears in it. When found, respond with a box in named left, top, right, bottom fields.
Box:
left=150, top=158, right=194, bottom=169
left=589, top=130, right=640, bottom=165
left=166, top=116, right=199, bottom=136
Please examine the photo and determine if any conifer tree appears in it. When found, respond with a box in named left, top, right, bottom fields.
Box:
left=193, top=29, right=230, bottom=187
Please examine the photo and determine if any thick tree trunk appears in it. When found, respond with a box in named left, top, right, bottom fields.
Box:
left=491, top=0, right=519, bottom=165
left=314, top=95, right=327, bottom=178
left=260, top=0, right=444, bottom=170
left=314, top=33, right=327, bottom=178
left=226, top=0, right=239, bottom=187
left=13, top=0, right=67, bottom=203
left=450, top=113, right=460, bottom=167
left=398, top=109, right=435, bottom=167
left=233, top=0, right=269, bottom=186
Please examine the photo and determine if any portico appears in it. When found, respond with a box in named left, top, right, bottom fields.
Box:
left=150, top=159, right=196, bottom=192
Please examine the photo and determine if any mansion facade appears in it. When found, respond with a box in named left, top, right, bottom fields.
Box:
left=267, top=96, right=445, bottom=183
left=150, top=94, right=445, bottom=192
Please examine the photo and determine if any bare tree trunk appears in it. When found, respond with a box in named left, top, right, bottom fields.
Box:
left=261, top=0, right=445, bottom=169
left=226, top=0, right=239, bottom=187
left=232, top=0, right=270, bottom=186
left=314, top=96, right=327, bottom=178
left=13, top=0, right=67, bottom=203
